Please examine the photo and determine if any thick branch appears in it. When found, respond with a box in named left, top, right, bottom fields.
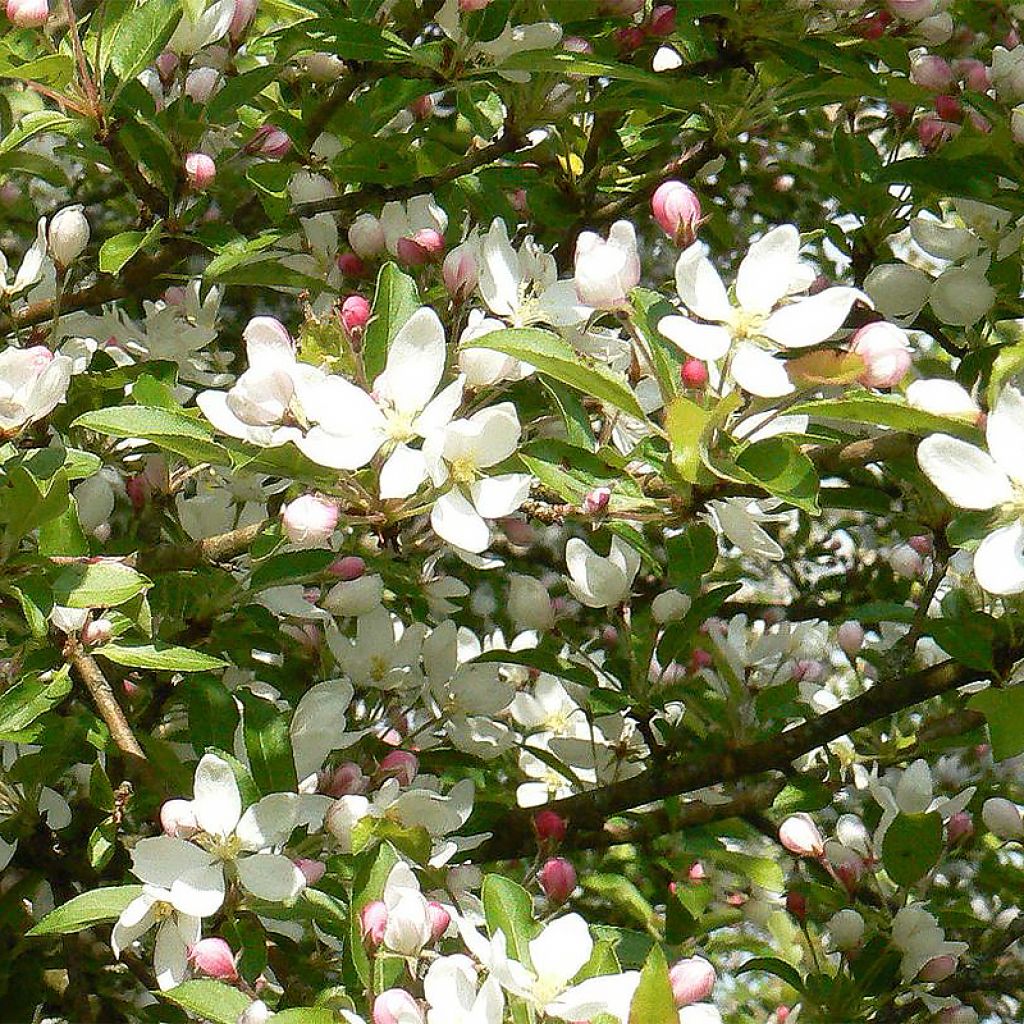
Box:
left=472, top=653, right=1012, bottom=862
left=136, top=520, right=268, bottom=574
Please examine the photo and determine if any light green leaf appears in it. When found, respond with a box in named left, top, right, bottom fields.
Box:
left=28, top=885, right=144, bottom=936
left=52, top=562, right=151, bottom=609
left=92, top=643, right=226, bottom=672
left=482, top=874, right=537, bottom=965
left=734, top=437, right=819, bottom=514
left=238, top=689, right=298, bottom=794
left=73, top=405, right=230, bottom=464
left=162, top=980, right=252, bottom=1024
left=628, top=944, right=677, bottom=1024
left=791, top=393, right=982, bottom=441
left=882, top=812, right=944, bottom=886
left=665, top=395, right=711, bottom=483
left=98, top=220, right=162, bottom=275
left=967, top=687, right=1024, bottom=761
left=0, top=668, right=72, bottom=736
left=108, top=0, right=181, bottom=89
left=0, top=111, right=78, bottom=157
left=583, top=874, right=658, bottom=932
left=362, top=262, right=420, bottom=380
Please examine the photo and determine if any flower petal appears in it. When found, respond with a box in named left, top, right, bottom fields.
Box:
left=674, top=242, right=732, bottom=323
left=917, top=435, right=1012, bottom=510
left=973, top=522, right=1024, bottom=595
left=379, top=444, right=428, bottom=500
left=657, top=316, right=732, bottom=360
left=236, top=853, right=307, bottom=903
left=736, top=225, right=801, bottom=314
left=236, top=793, right=300, bottom=851
left=538, top=279, right=592, bottom=327
left=384, top=307, right=447, bottom=415
left=297, top=425, right=387, bottom=470
left=304, top=375, right=385, bottom=435
left=192, top=753, right=242, bottom=837
left=730, top=343, right=794, bottom=398
left=528, top=913, right=593, bottom=989
left=431, top=489, right=491, bottom=553
left=470, top=473, right=532, bottom=519
left=761, top=287, right=867, bottom=349
left=131, top=836, right=216, bottom=889
left=153, top=920, right=190, bottom=991
left=987, top=385, right=1024, bottom=487
left=169, top=862, right=226, bottom=917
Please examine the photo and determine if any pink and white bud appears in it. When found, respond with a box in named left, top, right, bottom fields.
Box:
left=185, top=67, right=220, bottom=103
left=320, top=762, right=368, bottom=797
left=890, top=544, right=925, bottom=578
left=328, top=555, right=366, bottom=581
left=911, top=55, right=954, bottom=92
left=47, top=205, right=90, bottom=268
left=779, top=813, right=825, bottom=857
left=360, top=900, right=389, bottom=946
left=378, top=750, right=418, bottom=787
left=184, top=152, right=216, bottom=190
left=947, top=811, right=974, bottom=845
left=669, top=955, right=716, bottom=1007
left=396, top=228, right=445, bottom=266
left=81, top=617, right=113, bottom=646
left=563, top=36, right=593, bottom=54
left=188, top=938, right=238, bottom=980
left=651, top=180, right=702, bottom=246
left=850, top=321, right=912, bottom=389
left=885, top=0, right=936, bottom=21
left=582, top=486, right=611, bottom=515
left=681, top=358, right=709, bottom=389
left=442, top=243, right=479, bottom=300
left=282, top=494, right=338, bottom=548
left=857, top=11, right=892, bottom=39
left=538, top=857, right=577, bottom=904
left=908, top=534, right=933, bottom=556
left=954, top=58, right=990, bottom=92
left=687, top=861, right=706, bottom=882
left=426, top=901, right=451, bottom=941
left=160, top=798, right=199, bottom=838
left=238, top=1000, right=273, bottom=1024
left=155, top=51, right=179, bottom=86
left=228, top=0, right=257, bottom=45
left=6, top=0, right=48, bottom=27
left=294, top=858, right=326, bottom=885
left=648, top=4, right=675, bottom=36
left=534, top=809, right=568, bottom=843
left=340, top=294, right=371, bottom=339
left=337, top=252, right=367, bottom=277
left=982, top=797, right=1024, bottom=839
left=574, top=220, right=640, bottom=309
left=917, top=116, right=957, bottom=149
left=837, top=621, right=865, bottom=658
left=919, top=955, right=957, bottom=982
left=246, top=125, right=291, bottom=159
left=373, top=990, right=424, bottom=1024
left=348, top=214, right=386, bottom=259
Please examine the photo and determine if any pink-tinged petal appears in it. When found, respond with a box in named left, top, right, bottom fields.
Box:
left=431, top=489, right=490, bottom=553
left=730, top=343, right=794, bottom=398
left=917, top=435, right=1012, bottom=510
left=657, top=316, right=732, bottom=359
left=760, top=287, right=867, bottom=349
left=236, top=853, right=307, bottom=903
left=973, top=522, right=1024, bottom=595
left=674, top=242, right=732, bottom=323
left=987, top=385, right=1024, bottom=487
left=244, top=316, right=294, bottom=371
left=736, top=225, right=801, bottom=314
left=192, top=753, right=242, bottom=837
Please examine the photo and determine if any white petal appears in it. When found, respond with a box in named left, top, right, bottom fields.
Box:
left=416, top=376, right=464, bottom=435
left=197, top=390, right=251, bottom=441
left=112, top=898, right=157, bottom=957
left=674, top=242, right=732, bottom=323
left=131, top=836, right=215, bottom=889
left=987, top=386, right=1024, bottom=487
left=529, top=913, right=593, bottom=989
left=192, top=753, right=242, bottom=837
left=736, top=225, right=801, bottom=314
left=470, top=473, right=533, bottom=518
left=730, top=343, right=794, bottom=398
left=431, top=489, right=491, bottom=553
left=297, top=425, right=387, bottom=470
left=169, top=862, right=226, bottom=917
left=153, top=920, right=190, bottom=991
left=537, top=279, right=592, bottom=326
left=479, top=219, right=521, bottom=319
left=608, top=535, right=641, bottom=584
left=760, top=287, right=867, bottom=349
left=236, top=793, right=300, bottom=851
left=466, top=403, right=522, bottom=468
left=548, top=973, right=641, bottom=1022
left=244, top=316, right=295, bottom=371
left=379, top=444, right=428, bottom=500
left=917, top=435, right=1012, bottom=510
left=236, top=853, right=307, bottom=903
left=305, top=375, right=385, bottom=435
left=384, top=307, right=447, bottom=415
left=657, top=316, right=732, bottom=359
left=565, top=538, right=628, bottom=608
left=973, top=522, right=1024, bottom=595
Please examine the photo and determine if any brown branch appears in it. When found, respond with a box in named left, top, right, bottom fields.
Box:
left=136, top=519, right=268, bottom=574
left=471, top=652, right=1015, bottom=862
left=69, top=648, right=146, bottom=762
left=95, top=123, right=171, bottom=219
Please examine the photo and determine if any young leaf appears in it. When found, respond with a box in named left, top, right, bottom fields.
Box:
left=52, top=562, right=151, bottom=609
left=28, top=886, right=144, bottom=936
left=237, top=689, right=298, bottom=794
left=882, top=812, right=944, bottom=886
left=92, top=643, right=226, bottom=672
left=161, top=980, right=252, bottom=1024
left=628, top=944, right=677, bottom=1024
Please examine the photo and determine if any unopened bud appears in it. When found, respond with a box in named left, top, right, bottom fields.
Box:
left=911, top=55, right=954, bottom=91
left=534, top=809, right=567, bottom=843
left=908, top=534, right=933, bottom=556
left=188, top=937, right=238, bottom=980
left=651, top=180, right=702, bottom=246
left=827, top=909, right=865, bottom=951
left=328, top=555, right=366, bottom=581
left=373, top=990, right=424, bottom=1024
left=919, top=955, right=957, bottom=982
left=785, top=891, right=807, bottom=921
left=850, top=321, right=911, bottom=389
left=228, top=0, right=257, bottom=45
left=246, top=124, right=291, bottom=159
left=294, top=858, right=326, bottom=885
left=337, top=252, right=368, bottom=277
left=360, top=900, right=389, bottom=946
left=340, top=294, right=371, bottom=339
left=47, top=205, right=90, bottom=268
left=779, top=814, right=825, bottom=857
left=582, top=486, right=611, bottom=515
left=156, top=51, right=179, bottom=86
left=396, top=228, right=445, bottom=266
left=282, top=494, right=338, bottom=548
left=837, top=621, right=865, bottom=658
left=890, top=544, right=925, bottom=578
left=886, top=0, right=936, bottom=20
left=426, top=901, right=451, bottom=941
left=348, top=214, right=386, bottom=259
left=947, top=811, right=973, bottom=845
left=6, top=0, right=48, bottom=27
left=442, top=244, right=479, bottom=300
left=184, top=152, right=216, bottom=190
left=669, top=955, right=716, bottom=1007
left=982, top=797, right=1024, bottom=839
left=320, top=762, right=368, bottom=797
left=378, top=750, right=418, bottom=787
left=647, top=4, right=675, bottom=36
left=160, top=798, right=199, bottom=838
left=81, top=617, right=113, bottom=646
left=238, top=1001, right=273, bottom=1024
left=681, top=358, right=709, bottom=389
left=538, top=857, right=577, bottom=904
left=935, top=1004, right=979, bottom=1024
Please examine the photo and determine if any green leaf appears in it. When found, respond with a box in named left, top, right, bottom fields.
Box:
left=37, top=497, right=89, bottom=557
left=0, top=111, right=78, bottom=157
left=0, top=668, right=72, bottom=737
left=882, top=812, right=944, bottom=886
left=52, top=562, right=151, bottom=609
left=468, top=328, right=647, bottom=420
left=665, top=524, right=717, bottom=595
left=250, top=549, right=336, bottom=591
left=362, top=262, right=420, bottom=380
left=665, top=395, right=711, bottom=483
left=98, top=220, right=162, bottom=274
left=73, top=405, right=230, bottom=464
left=88, top=817, right=117, bottom=870
left=790, top=393, right=982, bottom=441
left=271, top=1011, right=337, bottom=1024
left=92, top=643, right=226, bottom=672
left=772, top=778, right=832, bottom=815
left=312, top=16, right=413, bottom=62
left=108, top=0, right=181, bottom=90
left=712, top=849, right=785, bottom=892
left=734, top=437, right=819, bottom=514
left=482, top=874, right=537, bottom=964
left=929, top=615, right=997, bottom=672
left=238, top=689, right=298, bottom=794
left=628, top=944, right=677, bottom=1024
left=583, top=874, right=658, bottom=931
left=736, top=956, right=805, bottom=994
left=161, top=980, right=252, bottom=1024
left=967, top=686, right=1024, bottom=761
left=28, top=885, right=143, bottom=936
left=185, top=675, right=241, bottom=755
left=207, top=65, right=282, bottom=123
left=349, top=842, right=399, bottom=988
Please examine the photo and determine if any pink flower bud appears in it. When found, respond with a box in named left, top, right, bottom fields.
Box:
left=779, top=814, right=825, bottom=858
left=538, top=857, right=577, bottom=904
left=947, top=811, right=973, bottom=845
left=689, top=648, right=712, bottom=672
left=6, top=0, right=48, bottom=27
left=534, top=810, right=567, bottom=843
left=982, top=797, right=1024, bottom=839
left=614, top=25, right=647, bottom=51
left=836, top=621, right=864, bottom=659
left=360, top=900, right=389, bottom=946
left=373, top=990, right=423, bottom=1024
left=651, top=180, right=702, bottom=246
left=282, top=494, right=338, bottom=548
left=886, top=0, right=936, bottom=20
left=647, top=4, right=675, bottom=36
left=680, top=358, right=709, bottom=389
left=919, top=955, right=957, bottom=982
left=337, top=252, right=368, bottom=277
left=229, top=0, right=257, bottom=45
left=246, top=125, right=291, bottom=159
left=340, top=294, right=371, bottom=339
left=320, top=762, right=368, bottom=797
left=582, top=486, right=611, bottom=515
left=426, top=901, right=451, bottom=941
left=378, top=750, right=419, bottom=787
left=917, top=115, right=957, bottom=149
left=510, top=188, right=528, bottom=214
left=954, top=58, right=990, bottom=92
left=891, top=100, right=914, bottom=121
left=687, top=861, right=706, bottom=882
left=294, top=858, right=326, bottom=885
left=911, top=55, right=954, bottom=92
left=459, top=0, right=489, bottom=9
left=776, top=1007, right=791, bottom=1024
left=792, top=659, right=825, bottom=683
left=851, top=321, right=911, bottom=389
left=156, top=51, right=179, bottom=87
left=348, top=214, right=386, bottom=259
left=563, top=36, right=593, bottom=54
left=328, top=555, right=366, bottom=580
left=934, top=94, right=962, bottom=122
left=160, top=798, right=199, bottom=838
left=785, top=891, right=807, bottom=921
left=857, top=11, right=892, bottom=39
left=188, top=937, right=238, bottom=980
left=890, top=544, right=924, bottom=578
left=908, top=534, right=933, bottom=556
left=396, top=228, right=445, bottom=266
left=184, top=152, right=216, bottom=190
left=442, top=245, right=479, bottom=300
left=81, top=617, right=113, bottom=646
left=669, top=955, right=716, bottom=1007
left=408, top=94, right=433, bottom=120
left=238, top=1000, right=273, bottom=1024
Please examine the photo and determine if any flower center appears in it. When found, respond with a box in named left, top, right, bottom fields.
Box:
left=369, top=654, right=390, bottom=682
left=385, top=407, right=417, bottom=444
left=732, top=309, right=768, bottom=341
left=449, top=456, right=477, bottom=485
